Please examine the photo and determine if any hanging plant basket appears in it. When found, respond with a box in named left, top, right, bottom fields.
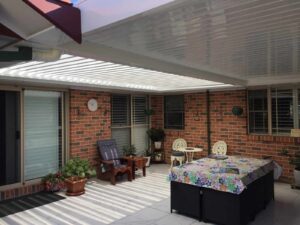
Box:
left=144, top=109, right=155, bottom=116
left=232, top=106, right=243, bottom=116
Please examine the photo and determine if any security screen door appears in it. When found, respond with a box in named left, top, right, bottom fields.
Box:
left=0, top=90, right=20, bottom=186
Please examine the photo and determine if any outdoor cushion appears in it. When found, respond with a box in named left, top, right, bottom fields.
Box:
left=113, top=159, right=121, bottom=167
left=171, top=151, right=184, bottom=157
left=97, top=139, right=120, bottom=161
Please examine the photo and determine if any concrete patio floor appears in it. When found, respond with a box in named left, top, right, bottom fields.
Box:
left=0, top=164, right=300, bottom=225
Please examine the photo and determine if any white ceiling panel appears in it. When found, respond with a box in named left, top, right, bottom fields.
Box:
left=82, top=0, right=300, bottom=81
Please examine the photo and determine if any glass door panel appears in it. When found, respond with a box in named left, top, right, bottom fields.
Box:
left=24, top=90, right=62, bottom=181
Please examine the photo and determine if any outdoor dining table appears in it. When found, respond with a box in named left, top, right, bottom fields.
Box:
left=177, top=147, right=203, bottom=163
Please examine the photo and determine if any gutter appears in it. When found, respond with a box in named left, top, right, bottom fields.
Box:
left=206, top=90, right=211, bottom=155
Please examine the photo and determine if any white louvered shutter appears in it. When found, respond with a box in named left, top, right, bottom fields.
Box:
left=271, top=89, right=294, bottom=134
left=132, top=96, right=149, bottom=155
left=111, top=95, right=131, bottom=152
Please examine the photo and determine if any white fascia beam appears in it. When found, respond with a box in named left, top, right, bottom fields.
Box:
left=247, top=75, right=300, bottom=87
left=62, top=41, right=246, bottom=86
left=77, top=0, right=175, bottom=33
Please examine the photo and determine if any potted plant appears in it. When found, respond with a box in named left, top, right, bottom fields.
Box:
left=290, top=153, right=300, bottom=187
left=42, top=172, right=65, bottom=192
left=144, top=109, right=155, bottom=116
left=153, top=151, right=162, bottom=161
left=147, top=128, right=165, bottom=149
left=123, top=145, right=137, bottom=157
left=143, top=148, right=152, bottom=167
left=62, top=158, right=96, bottom=196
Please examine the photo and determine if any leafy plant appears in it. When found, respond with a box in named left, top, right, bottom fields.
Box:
left=144, top=148, right=152, bottom=157
left=147, top=128, right=165, bottom=142
left=123, top=145, right=137, bottom=156
left=62, top=158, right=96, bottom=178
left=153, top=151, right=163, bottom=160
left=42, top=172, right=65, bottom=192
left=232, top=106, right=243, bottom=116
left=144, top=109, right=155, bottom=116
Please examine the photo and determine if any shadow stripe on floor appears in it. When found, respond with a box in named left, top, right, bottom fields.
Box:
left=0, top=192, right=65, bottom=218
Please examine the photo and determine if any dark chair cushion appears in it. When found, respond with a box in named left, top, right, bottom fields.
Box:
left=172, top=151, right=185, bottom=156
left=97, top=139, right=120, bottom=161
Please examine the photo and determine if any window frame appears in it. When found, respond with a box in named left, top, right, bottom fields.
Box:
left=248, top=87, right=300, bottom=136
left=247, top=89, right=269, bottom=134
left=164, top=95, right=185, bottom=130
left=111, top=94, right=150, bottom=152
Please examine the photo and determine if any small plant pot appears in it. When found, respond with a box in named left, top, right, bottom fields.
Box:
left=65, top=176, right=87, bottom=196
left=154, top=141, right=162, bottom=149
left=294, top=169, right=300, bottom=187
left=155, top=153, right=162, bottom=161
left=144, top=156, right=151, bottom=167
left=44, top=183, right=64, bottom=192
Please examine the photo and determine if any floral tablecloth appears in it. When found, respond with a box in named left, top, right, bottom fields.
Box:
left=168, top=156, right=274, bottom=194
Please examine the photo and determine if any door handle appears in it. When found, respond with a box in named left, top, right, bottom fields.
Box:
left=16, top=130, right=20, bottom=140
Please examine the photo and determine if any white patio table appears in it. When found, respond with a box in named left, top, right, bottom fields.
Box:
left=178, top=147, right=203, bottom=163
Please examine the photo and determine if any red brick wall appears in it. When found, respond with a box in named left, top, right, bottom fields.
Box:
left=151, top=90, right=300, bottom=182
left=69, top=90, right=111, bottom=165
left=0, top=184, right=43, bottom=201
left=150, top=94, right=208, bottom=160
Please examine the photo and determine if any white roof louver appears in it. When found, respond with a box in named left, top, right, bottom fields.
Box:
left=0, top=54, right=231, bottom=92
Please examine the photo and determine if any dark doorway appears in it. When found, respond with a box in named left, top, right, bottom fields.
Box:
left=0, top=90, right=20, bottom=186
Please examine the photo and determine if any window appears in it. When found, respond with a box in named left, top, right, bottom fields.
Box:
left=111, top=95, right=131, bottom=152
left=111, top=95, right=149, bottom=154
left=132, top=96, right=149, bottom=152
left=164, top=95, right=184, bottom=129
left=248, top=88, right=299, bottom=135
left=248, top=90, right=268, bottom=134
left=272, top=89, right=294, bottom=134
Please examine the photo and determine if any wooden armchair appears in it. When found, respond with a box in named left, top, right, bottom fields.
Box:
left=97, top=139, right=132, bottom=185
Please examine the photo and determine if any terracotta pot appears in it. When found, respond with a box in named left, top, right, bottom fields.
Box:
left=65, top=176, right=87, bottom=196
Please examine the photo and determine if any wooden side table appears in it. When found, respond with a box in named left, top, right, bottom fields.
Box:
left=124, top=156, right=147, bottom=179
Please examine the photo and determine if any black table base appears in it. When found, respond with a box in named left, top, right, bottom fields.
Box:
left=171, top=171, right=274, bottom=225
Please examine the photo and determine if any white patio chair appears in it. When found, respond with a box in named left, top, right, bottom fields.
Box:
left=171, top=138, right=186, bottom=167
left=212, top=141, right=227, bottom=155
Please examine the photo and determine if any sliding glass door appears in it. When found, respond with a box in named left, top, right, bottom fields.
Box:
left=0, top=91, right=21, bottom=186
left=24, top=90, right=63, bottom=181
